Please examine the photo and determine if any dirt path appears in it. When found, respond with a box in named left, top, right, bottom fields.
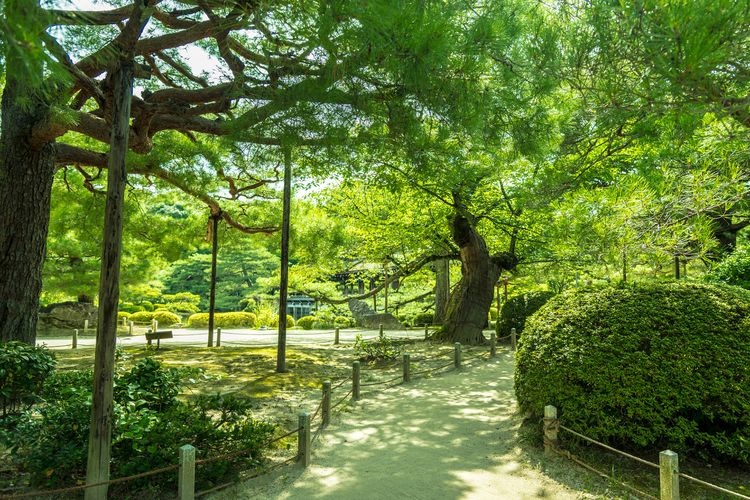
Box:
left=213, top=351, right=594, bottom=499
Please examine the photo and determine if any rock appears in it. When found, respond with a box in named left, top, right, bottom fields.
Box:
left=348, top=299, right=403, bottom=330
left=38, top=301, right=98, bottom=330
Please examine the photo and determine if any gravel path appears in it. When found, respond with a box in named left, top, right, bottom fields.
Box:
left=213, top=351, right=593, bottom=499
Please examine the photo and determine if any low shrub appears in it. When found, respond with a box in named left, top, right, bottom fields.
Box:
left=187, top=312, right=257, bottom=328
left=354, top=334, right=403, bottom=362
left=151, top=310, right=181, bottom=327
left=140, top=301, right=155, bottom=312
left=0, top=342, right=56, bottom=417
left=411, top=312, right=434, bottom=326
left=296, top=316, right=315, bottom=330
left=496, top=291, right=554, bottom=339
left=117, top=311, right=131, bottom=320
left=334, top=316, right=352, bottom=328
left=129, top=311, right=155, bottom=324
left=704, top=248, right=750, bottom=289
left=515, top=282, right=750, bottom=464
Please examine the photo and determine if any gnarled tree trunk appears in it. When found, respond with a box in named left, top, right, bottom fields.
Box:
left=438, top=214, right=517, bottom=345
left=0, top=78, right=56, bottom=344
left=433, top=258, right=450, bottom=324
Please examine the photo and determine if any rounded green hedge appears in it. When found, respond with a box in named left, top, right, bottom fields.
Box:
left=515, top=282, right=750, bottom=464
left=496, top=291, right=554, bottom=339
left=297, top=316, right=315, bottom=330
left=152, top=310, right=181, bottom=326
left=186, top=312, right=257, bottom=329
left=128, top=311, right=154, bottom=324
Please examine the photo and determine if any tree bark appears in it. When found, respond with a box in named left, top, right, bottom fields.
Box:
left=207, top=212, right=220, bottom=347
left=0, top=70, right=56, bottom=344
left=438, top=214, right=517, bottom=345
left=276, top=146, right=292, bottom=373
left=433, top=258, right=450, bottom=324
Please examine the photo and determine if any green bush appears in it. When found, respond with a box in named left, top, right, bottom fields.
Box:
left=354, top=334, right=403, bottom=362
left=140, top=301, right=155, bottom=312
left=118, top=311, right=131, bottom=320
left=411, top=312, right=434, bottom=326
left=705, top=249, right=750, bottom=289
left=0, top=342, right=56, bottom=417
left=152, top=310, right=181, bottom=326
left=515, top=282, right=750, bottom=464
left=297, top=316, right=315, bottom=330
left=129, top=311, right=155, bottom=324
left=187, top=312, right=257, bottom=328
left=496, top=291, right=554, bottom=338
left=334, top=316, right=352, bottom=328
left=7, top=359, right=276, bottom=490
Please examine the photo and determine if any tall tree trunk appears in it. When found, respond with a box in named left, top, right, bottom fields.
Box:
left=433, top=258, right=450, bottom=324
left=0, top=75, right=56, bottom=344
left=438, top=214, right=517, bottom=345
left=207, top=213, right=220, bottom=347
left=276, top=146, right=292, bottom=373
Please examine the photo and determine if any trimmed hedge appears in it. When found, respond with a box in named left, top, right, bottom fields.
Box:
left=411, top=312, right=434, bottom=326
left=128, top=311, right=155, bottom=324
left=152, top=310, right=181, bottom=326
left=515, top=282, right=750, bottom=464
left=496, top=291, right=554, bottom=338
left=186, top=312, right=257, bottom=329
left=297, top=316, right=315, bottom=330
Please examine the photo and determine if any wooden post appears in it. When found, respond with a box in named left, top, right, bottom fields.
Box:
left=425, top=324, right=429, bottom=339
left=403, top=353, right=411, bottom=383
left=128, top=321, right=133, bottom=336
left=660, top=450, right=679, bottom=500
left=352, top=361, right=361, bottom=401
left=122, top=316, right=127, bottom=327
left=298, top=412, right=311, bottom=467
left=490, top=332, right=496, bottom=357
left=152, top=319, right=158, bottom=334
left=510, top=327, right=517, bottom=351
left=84, top=319, right=89, bottom=334
left=322, top=380, right=331, bottom=427
left=178, top=444, right=196, bottom=500
left=379, top=323, right=384, bottom=339
left=216, top=327, right=221, bottom=347
left=543, top=405, right=558, bottom=455
left=277, top=146, right=293, bottom=373
left=334, top=327, right=340, bottom=345
left=72, top=329, right=78, bottom=349
left=146, top=328, right=152, bottom=347
left=454, top=342, right=462, bottom=368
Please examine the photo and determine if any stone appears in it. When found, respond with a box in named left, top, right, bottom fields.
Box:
left=347, top=299, right=403, bottom=330
left=38, top=301, right=98, bottom=330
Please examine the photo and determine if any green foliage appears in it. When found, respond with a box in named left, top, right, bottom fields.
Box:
left=0, top=342, right=56, bottom=417
left=296, top=316, right=315, bottom=330
left=334, top=316, right=352, bottom=328
left=6, top=359, right=276, bottom=489
left=118, top=311, right=131, bottom=320
left=705, top=249, right=750, bottom=289
left=186, top=312, right=257, bottom=328
left=496, top=291, right=555, bottom=338
left=151, top=310, right=181, bottom=327
left=129, top=311, right=155, bottom=324
left=140, top=301, right=155, bottom=312
left=411, top=312, right=435, bottom=326
left=515, top=282, right=750, bottom=464
left=354, top=334, right=403, bottom=362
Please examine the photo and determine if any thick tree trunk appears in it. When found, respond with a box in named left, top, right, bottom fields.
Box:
left=438, top=214, right=517, bottom=345
left=433, top=258, right=450, bottom=324
left=276, top=146, right=292, bottom=373
left=0, top=78, right=56, bottom=344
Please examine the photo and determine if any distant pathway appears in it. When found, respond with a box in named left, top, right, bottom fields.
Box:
left=213, top=352, right=593, bottom=500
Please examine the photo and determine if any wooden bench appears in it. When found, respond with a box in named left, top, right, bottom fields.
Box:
left=145, top=330, right=173, bottom=349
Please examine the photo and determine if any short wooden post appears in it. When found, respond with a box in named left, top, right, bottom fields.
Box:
left=72, top=329, right=78, bottom=349
left=352, top=361, right=361, bottom=400
left=543, top=405, right=558, bottom=455
left=660, top=450, right=679, bottom=500
left=403, top=353, right=411, bottom=382
left=122, top=316, right=127, bottom=327
left=378, top=323, right=384, bottom=339
left=298, top=412, right=311, bottom=467
left=454, top=342, right=462, bottom=368
left=147, top=328, right=152, bottom=347
left=322, top=380, right=331, bottom=427
left=128, top=320, right=133, bottom=336
left=334, top=327, right=340, bottom=345
left=216, top=327, right=221, bottom=347
left=490, top=332, right=497, bottom=357
left=178, top=444, right=196, bottom=500
left=424, top=324, right=429, bottom=339
left=152, top=319, right=159, bottom=333
left=510, top=327, right=517, bottom=351
left=84, top=319, right=89, bottom=333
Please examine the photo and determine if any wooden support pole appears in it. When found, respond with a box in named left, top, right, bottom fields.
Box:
left=298, top=412, right=311, bottom=467
left=543, top=405, right=558, bottom=455
left=660, top=450, right=679, bottom=500
left=322, top=380, right=331, bottom=427
left=403, top=353, right=411, bottom=383
left=128, top=321, right=133, bottom=336
left=122, top=316, right=127, bottom=327
left=216, top=327, right=221, bottom=347
left=490, top=332, right=496, bottom=357
left=510, top=327, right=517, bottom=351
left=152, top=319, right=158, bottom=334
left=379, top=323, right=384, bottom=339
left=352, top=361, right=361, bottom=401
left=425, top=324, right=429, bottom=339
left=454, top=342, right=462, bottom=369
left=178, top=444, right=196, bottom=500
left=334, top=327, right=340, bottom=345
left=84, top=319, right=89, bottom=334
left=146, top=328, right=152, bottom=347
left=73, top=329, right=78, bottom=349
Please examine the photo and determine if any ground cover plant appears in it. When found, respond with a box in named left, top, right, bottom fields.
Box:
left=515, top=282, right=750, bottom=464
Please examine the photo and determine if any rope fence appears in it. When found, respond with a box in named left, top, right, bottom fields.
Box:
left=543, top=405, right=750, bottom=500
